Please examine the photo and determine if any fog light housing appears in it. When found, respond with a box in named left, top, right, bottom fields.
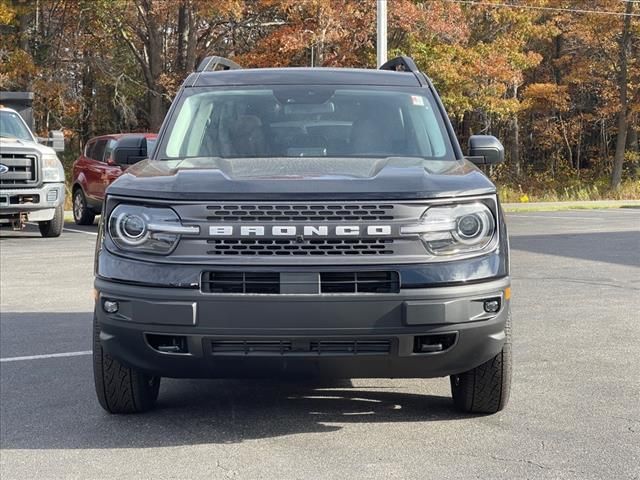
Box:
left=46, top=189, right=58, bottom=202
left=103, top=300, right=119, bottom=314
left=483, top=298, right=501, bottom=313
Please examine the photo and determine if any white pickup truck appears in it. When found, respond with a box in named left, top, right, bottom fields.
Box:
left=1, top=99, right=66, bottom=237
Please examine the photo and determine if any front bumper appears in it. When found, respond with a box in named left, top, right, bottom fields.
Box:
left=95, top=276, right=510, bottom=379
left=0, top=182, right=65, bottom=222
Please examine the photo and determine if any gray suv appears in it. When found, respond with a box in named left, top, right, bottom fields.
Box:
left=93, top=56, right=511, bottom=415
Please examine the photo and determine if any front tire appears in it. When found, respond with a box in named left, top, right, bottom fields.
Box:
left=38, top=203, right=64, bottom=237
left=93, top=314, right=160, bottom=413
left=73, top=188, right=95, bottom=225
left=450, top=311, right=512, bottom=414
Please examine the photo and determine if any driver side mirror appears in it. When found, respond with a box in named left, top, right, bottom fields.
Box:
left=112, top=137, right=151, bottom=168
left=467, top=135, right=504, bottom=165
left=49, top=130, right=65, bottom=152
left=38, top=130, right=65, bottom=152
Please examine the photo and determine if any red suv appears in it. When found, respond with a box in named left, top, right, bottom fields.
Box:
left=72, top=133, right=156, bottom=225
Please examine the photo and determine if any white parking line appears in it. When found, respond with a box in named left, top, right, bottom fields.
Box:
left=0, top=351, right=92, bottom=363
left=63, top=227, right=98, bottom=236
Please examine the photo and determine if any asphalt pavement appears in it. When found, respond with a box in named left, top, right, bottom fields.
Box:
left=1, top=209, right=639, bottom=479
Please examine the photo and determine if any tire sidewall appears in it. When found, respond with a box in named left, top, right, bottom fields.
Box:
left=73, top=189, right=86, bottom=223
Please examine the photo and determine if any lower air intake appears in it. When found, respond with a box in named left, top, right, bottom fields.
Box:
left=210, top=339, right=392, bottom=356
left=310, top=340, right=391, bottom=355
left=211, top=340, right=292, bottom=355
left=201, top=271, right=280, bottom=294
left=320, top=271, right=400, bottom=293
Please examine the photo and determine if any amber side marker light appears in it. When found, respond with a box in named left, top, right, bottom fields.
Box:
left=504, top=287, right=511, bottom=300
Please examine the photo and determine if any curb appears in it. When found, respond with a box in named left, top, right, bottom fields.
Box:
left=502, top=200, right=640, bottom=212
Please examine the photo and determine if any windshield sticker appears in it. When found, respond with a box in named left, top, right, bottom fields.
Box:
left=411, top=95, right=424, bottom=106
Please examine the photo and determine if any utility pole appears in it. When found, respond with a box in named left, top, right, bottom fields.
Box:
left=376, top=0, right=387, bottom=67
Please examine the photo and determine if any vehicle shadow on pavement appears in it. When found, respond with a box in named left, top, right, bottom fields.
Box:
left=510, top=231, right=640, bottom=267
left=0, top=315, right=473, bottom=450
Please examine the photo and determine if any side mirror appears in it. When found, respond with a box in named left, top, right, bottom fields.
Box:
left=112, top=137, right=150, bottom=167
left=467, top=135, right=504, bottom=165
left=48, top=130, right=65, bottom=152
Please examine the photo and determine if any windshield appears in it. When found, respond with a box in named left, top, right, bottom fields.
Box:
left=160, top=87, right=453, bottom=160
left=0, top=110, right=34, bottom=142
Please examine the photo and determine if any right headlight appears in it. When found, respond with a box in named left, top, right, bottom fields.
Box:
left=401, top=202, right=497, bottom=256
left=107, top=204, right=199, bottom=255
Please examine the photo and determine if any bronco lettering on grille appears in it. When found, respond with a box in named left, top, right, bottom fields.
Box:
left=208, top=225, right=392, bottom=237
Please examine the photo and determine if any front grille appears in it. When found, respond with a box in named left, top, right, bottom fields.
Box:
left=0, top=154, right=38, bottom=187
left=210, top=338, right=391, bottom=356
left=206, top=203, right=395, bottom=222
left=201, top=270, right=400, bottom=294
left=171, top=201, right=436, bottom=264
left=201, top=271, right=280, bottom=294
left=207, top=238, right=394, bottom=256
left=320, top=271, right=400, bottom=293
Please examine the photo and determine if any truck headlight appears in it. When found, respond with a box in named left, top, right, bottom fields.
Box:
left=401, top=203, right=497, bottom=256
left=108, top=204, right=199, bottom=255
left=41, top=153, right=65, bottom=182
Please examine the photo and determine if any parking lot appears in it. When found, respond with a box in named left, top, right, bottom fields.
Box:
left=1, top=209, right=639, bottom=479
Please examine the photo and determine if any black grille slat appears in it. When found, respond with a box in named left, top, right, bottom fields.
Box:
left=201, top=271, right=280, bottom=294
left=202, top=270, right=399, bottom=295
left=206, top=203, right=394, bottom=222
left=211, top=340, right=292, bottom=355
left=207, top=238, right=394, bottom=256
left=0, top=153, right=38, bottom=187
left=320, top=271, right=400, bottom=294
left=310, top=340, right=391, bottom=355
left=211, top=339, right=391, bottom=356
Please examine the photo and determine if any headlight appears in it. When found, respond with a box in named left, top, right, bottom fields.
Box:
left=108, top=204, right=199, bottom=255
left=41, top=153, right=64, bottom=182
left=401, top=202, right=497, bottom=256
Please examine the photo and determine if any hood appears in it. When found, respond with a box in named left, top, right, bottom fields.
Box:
left=107, top=156, right=496, bottom=201
left=0, top=137, right=58, bottom=156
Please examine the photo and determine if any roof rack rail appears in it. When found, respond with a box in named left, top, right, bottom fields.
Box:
left=379, top=56, right=419, bottom=74
left=196, top=56, right=242, bottom=72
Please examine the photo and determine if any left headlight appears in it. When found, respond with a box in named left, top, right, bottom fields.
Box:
left=41, top=153, right=65, bottom=182
left=108, top=204, right=199, bottom=255
left=401, top=202, right=497, bottom=257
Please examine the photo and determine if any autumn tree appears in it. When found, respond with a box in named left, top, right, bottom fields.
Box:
left=1, top=0, right=638, bottom=196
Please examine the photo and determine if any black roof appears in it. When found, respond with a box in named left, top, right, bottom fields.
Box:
left=187, top=67, right=422, bottom=88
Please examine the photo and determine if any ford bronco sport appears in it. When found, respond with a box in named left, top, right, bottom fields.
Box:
left=93, top=56, right=511, bottom=415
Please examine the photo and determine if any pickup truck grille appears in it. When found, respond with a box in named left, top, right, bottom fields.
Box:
left=0, top=153, right=38, bottom=188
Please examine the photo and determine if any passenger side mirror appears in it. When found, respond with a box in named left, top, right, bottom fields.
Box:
left=467, top=135, right=504, bottom=165
left=112, top=137, right=151, bottom=167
